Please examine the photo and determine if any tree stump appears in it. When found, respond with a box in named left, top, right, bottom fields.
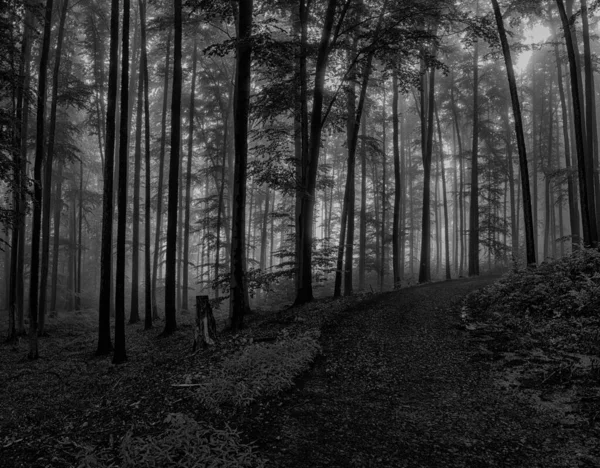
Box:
left=193, top=295, right=217, bottom=351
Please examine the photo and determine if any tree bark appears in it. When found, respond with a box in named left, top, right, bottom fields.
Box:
left=130, top=34, right=143, bottom=325
left=580, top=0, right=600, bottom=239
left=294, top=0, right=337, bottom=305
left=138, top=0, right=153, bottom=329
left=114, top=0, right=130, bottom=364
left=162, top=0, right=182, bottom=337
left=392, top=73, right=401, bottom=288
left=418, top=59, right=436, bottom=283
left=29, top=0, right=54, bottom=359
left=39, top=0, right=69, bottom=335
left=182, top=40, right=198, bottom=313
left=556, top=0, right=594, bottom=247
left=97, top=0, right=119, bottom=356
left=554, top=37, right=580, bottom=250
left=229, top=0, right=253, bottom=331
left=435, top=106, right=451, bottom=280
left=468, top=31, right=480, bottom=277
left=491, top=0, right=536, bottom=265
left=151, top=28, right=171, bottom=320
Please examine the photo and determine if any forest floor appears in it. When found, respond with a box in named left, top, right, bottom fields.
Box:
left=1, top=275, right=599, bottom=467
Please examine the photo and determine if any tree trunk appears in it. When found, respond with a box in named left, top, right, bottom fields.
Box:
left=468, top=31, right=480, bottom=277
left=39, top=0, right=69, bottom=335
left=418, top=59, right=436, bottom=283
left=129, top=37, right=143, bottom=325
left=435, top=106, right=451, bottom=280
left=29, top=0, right=55, bottom=359
left=556, top=0, right=595, bottom=247
left=554, top=38, right=580, bottom=250
left=182, top=40, right=198, bottom=313
left=358, top=114, right=367, bottom=290
left=10, top=3, right=33, bottom=340
left=334, top=37, right=356, bottom=298
left=139, top=0, right=153, bottom=329
left=49, top=159, right=63, bottom=314
left=162, top=0, right=182, bottom=337
left=491, top=0, right=536, bottom=265
left=229, top=0, right=253, bottom=331
left=392, top=73, right=401, bottom=288
left=580, top=0, right=600, bottom=238
left=114, top=0, right=130, bottom=364
left=152, top=28, right=172, bottom=320
left=97, top=0, right=119, bottom=356
left=76, top=159, right=83, bottom=311
left=294, top=0, right=338, bottom=305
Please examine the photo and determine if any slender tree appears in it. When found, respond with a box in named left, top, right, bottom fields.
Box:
left=28, top=0, right=54, bottom=359
left=162, top=0, right=182, bottom=336
left=114, top=0, right=130, bottom=364
left=97, top=0, right=119, bottom=356
left=491, top=0, right=536, bottom=265
left=556, top=0, right=594, bottom=246
left=182, top=39, right=198, bottom=313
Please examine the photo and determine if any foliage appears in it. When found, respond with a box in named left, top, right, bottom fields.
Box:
left=462, top=248, right=600, bottom=318
left=189, top=330, right=321, bottom=411
left=119, top=413, right=266, bottom=468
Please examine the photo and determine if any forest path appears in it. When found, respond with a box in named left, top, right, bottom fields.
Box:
left=254, top=276, right=587, bottom=467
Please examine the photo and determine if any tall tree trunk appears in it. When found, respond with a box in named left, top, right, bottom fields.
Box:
left=392, top=73, right=401, bottom=288
left=97, top=0, right=119, bottom=356
left=49, top=159, right=63, bottom=314
left=151, top=29, right=171, bottom=320
left=139, top=0, right=152, bottom=329
left=260, top=187, right=270, bottom=270
left=358, top=114, right=367, bottom=290
left=554, top=38, right=580, bottom=250
left=10, top=3, right=33, bottom=340
left=130, top=40, right=143, bottom=325
left=29, top=0, right=54, bottom=359
left=39, top=0, right=69, bottom=335
left=418, top=59, right=436, bottom=283
left=380, top=87, right=387, bottom=291
left=334, top=37, right=357, bottom=298
left=491, top=0, right=536, bottom=265
left=468, top=31, right=480, bottom=277
left=229, top=0, right=253, bottom=331
left=162, top=0, right=182, bottom=336
left=435, top=106, right=451, bottom=280
left=76, top=159, right=83, bottom=311
left=580, top=0, right=600, bottom=238
left=294, top=0, right=338, bottom=305
left=556, top=0, right=595, bottom=247
left=182, top=40, right=198, bottom=313
left=114, top=0, right=130, bottom=364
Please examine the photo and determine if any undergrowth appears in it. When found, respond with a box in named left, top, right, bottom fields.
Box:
left=188, top=329, right=321, bottom=411
left=462, top=248, right=600, bottom=319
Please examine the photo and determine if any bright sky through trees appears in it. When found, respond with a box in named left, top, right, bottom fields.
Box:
left=516, top=23, right=551, bottom=72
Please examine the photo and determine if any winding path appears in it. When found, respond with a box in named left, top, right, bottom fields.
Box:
left=255, top=277, right=592, bottom=467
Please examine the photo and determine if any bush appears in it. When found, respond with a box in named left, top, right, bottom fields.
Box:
left=120, top=413, right=266, bottom=468
left=463, top=249, right=600, bottom=319
left=192, top=330, right=321, bottom=411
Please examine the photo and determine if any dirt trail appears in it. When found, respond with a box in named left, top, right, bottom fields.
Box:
left=254, top=277, right=594, bottom=467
